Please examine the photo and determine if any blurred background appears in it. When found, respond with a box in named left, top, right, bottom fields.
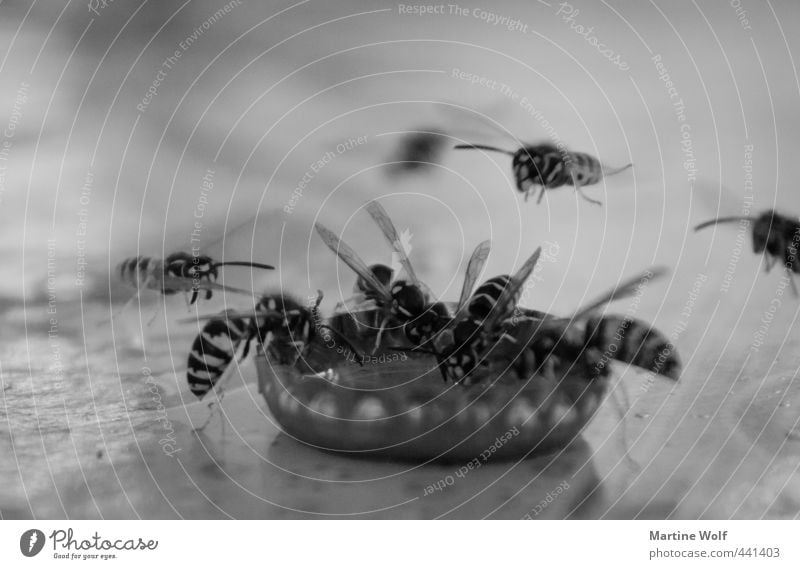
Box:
left=1, top=0, right=799, bottom=519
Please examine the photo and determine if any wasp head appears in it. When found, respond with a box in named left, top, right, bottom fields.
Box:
left=403, top=301, right=450, bottom=346
left=356, top=264, right=394, bottom=294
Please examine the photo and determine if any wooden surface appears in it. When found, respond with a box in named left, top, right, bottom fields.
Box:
left=3, top=302, right=797, bottom=520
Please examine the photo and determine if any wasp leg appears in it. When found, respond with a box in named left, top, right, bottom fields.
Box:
left=372, top=316, right=391, bottom=353
left=195, top=334, right=256, bottom=432
left=195, top=366, right=233, bottom=432
left=536, top=185, right=546, bottom=204
left=146, top=302, right=163, bottom=327
left=114, top=290, right=142, bottom=322
left=571, top=171, right=602, bottom=206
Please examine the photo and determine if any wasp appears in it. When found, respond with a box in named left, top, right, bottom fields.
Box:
left=115, top=252, right=274, bottom=320
left=454, top=142, right=632, bottom=205
left=184, top=291, right=361, bottom=429
left=489, top=268, right=679, bottom=383
left=404, top=260, right=679, bottom=386
left=385, top=129, right=449, bottom=178
left=423, top=246, right=545, bottom=384
left=315, top=200, right=431, bottom=351
left=694, top=209, right=800, bottom=296
left=401, top=239, right=492, bottom=350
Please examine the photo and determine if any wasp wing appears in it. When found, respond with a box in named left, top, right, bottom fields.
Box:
left=365, top=200, right=423, bottom=289
left=333, top=293, right=379, bottom=315
left=573, top=266, right=669, bottom=320
left=456, top=240, right=491, bottom=313
left=433, top=100, right=517, bottom=146
left=314, top=222, right=393, bottom=303
left=178, top=310, right=264, bottom=324
left=482, top=246, right=542, bottom=331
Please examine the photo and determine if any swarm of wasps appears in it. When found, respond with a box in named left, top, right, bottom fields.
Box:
left=161, top=200, right=681, bottom=432
left=113, top=103, right=800, bottom=438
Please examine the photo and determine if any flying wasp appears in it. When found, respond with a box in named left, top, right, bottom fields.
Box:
left=115, top=252, right=274, bottom=321
left=694, top=208, right=800, bottom=296
left=432, top=102, right=631, bottom=205
left=315, top=200, right=431, bottom=351
left=454, top=142, right=632, bottom=206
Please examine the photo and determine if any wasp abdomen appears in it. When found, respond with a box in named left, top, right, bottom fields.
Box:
left=469, top=275, right=517, bottom=320
left=584, top=315, right=681, bottom=380
left=186, top=317, right=249, bottom=398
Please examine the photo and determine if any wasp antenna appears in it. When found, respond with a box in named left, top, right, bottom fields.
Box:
left=453, top=143, right=515, bottom=156
left=212, top=261, right=275, bottom=271
left=694, top=216, right=756, bottom=232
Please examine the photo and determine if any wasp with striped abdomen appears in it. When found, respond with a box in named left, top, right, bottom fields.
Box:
left=401, top=239, right=492, bottom=350
left=694, top=208, right=800, bottom=296
left=115, top=252, right=274, bottom=320
left=184, top=291, right=362, bottom=429
left=431, top=102, right=630, bottom=205
left=427, top=246, right=544, bottom=384
left=489, top=267, right=680, bottom=384
left=454, top=142, right=632, bottom=206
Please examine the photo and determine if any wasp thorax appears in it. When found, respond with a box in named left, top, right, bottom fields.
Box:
left=390, top=280, right=426, bottom=317
left=752, top=210, right=779, bottom=254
